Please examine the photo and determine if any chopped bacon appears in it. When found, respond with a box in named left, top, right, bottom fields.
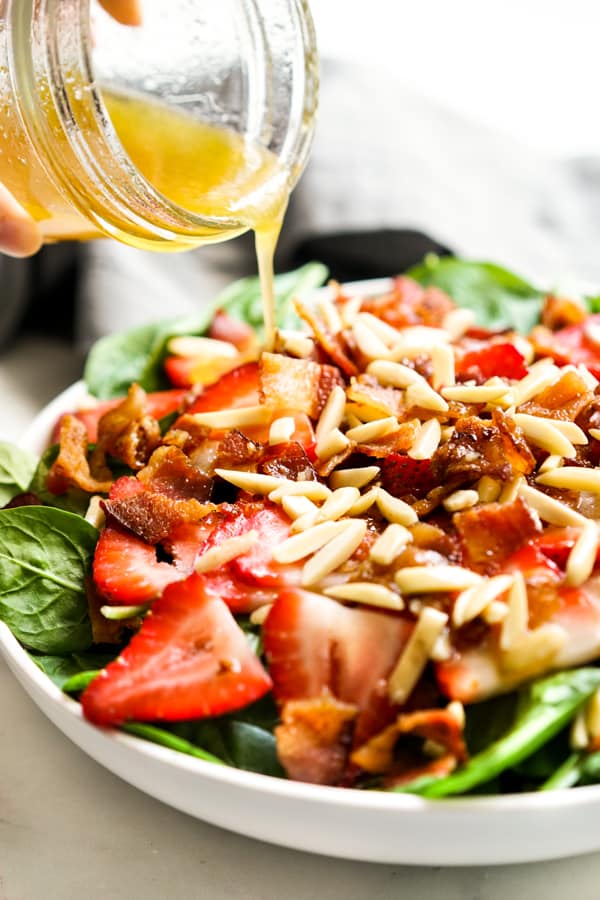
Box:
left=47, top=414, right=113, bottom=495
left=212, top=430, right=263, bottom=470
left=95, top=383, right=161, bottom=471
left=360, top=276, right=454, bottom=329
left=257, top=441, right=317, bottom=482
left=541, top=294, right=587, bottom=330
left=275, top=696, right=358, bottom=785
left=519, top=370, right=593, bottom=422
left=454, top=496, right=541, bottom=574
left=381, top=454, right=436, bottom=499
left=355, top=421, right=420, bottom=459
left=259, top=352, right=344, bottom=419
left=432, top=414, right=534, bottom=486
left=492, top=408, right=537, bottom=474
left=455, top=342, right=528, bottom=382
left=347, top=375, right=405, bottom=419
left=137, top=445, right=212, bottom=500
left=351, top=707, right=468, bottom=775
left=293, top=299, right=359, bottom=376
left=104, top=491, right=212, bottom=544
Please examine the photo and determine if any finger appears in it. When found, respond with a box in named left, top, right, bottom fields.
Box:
left=0, top=185, right=42, bottom=258
left=97, top=0, right=142, bottom=26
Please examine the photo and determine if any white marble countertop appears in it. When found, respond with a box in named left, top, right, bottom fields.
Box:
left=3, top=336, right=600, bottom=898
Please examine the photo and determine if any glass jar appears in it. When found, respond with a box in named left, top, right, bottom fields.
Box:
left=0, top=0, right=318, bottom=250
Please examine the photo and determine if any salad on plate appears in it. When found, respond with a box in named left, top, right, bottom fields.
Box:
left=5, top=256, right=600, bottom=797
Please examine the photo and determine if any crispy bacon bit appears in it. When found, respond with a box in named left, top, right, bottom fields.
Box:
left=213, top=431, right=263, bottom=470
left=293, top=299, right=359, bottom=376
left=104, top=491, right=212, bottom=544
left=138, top=446, right=213, bottom=500
left=541, top=295, right=587, bottom=330
left=384, top=752, right=458, bottom=788
left=47, top=414, right=113, bottom=495
left=257, top=442, right=317, bottom=482
left=360, top=276, right=454, bottom=329
left=314, top=444, right=355, bottom=478
left=454, top=496, right=541, bottom=574
left=96, top=384, right=161, bottom=471
left=492, top=408, right=536, bottom=475
left=519, top=370, right=593, bottom=422
left=432, top=414, right=534, bottom=487
left=356, top=421, right=420, bottom=459
left=259, top=352, right=344, bottom=419
left=275, top=696, right=359, bottom=785
left=351, top=707, right=468, bottom=775
left=347, top=375, right=405, bottom=419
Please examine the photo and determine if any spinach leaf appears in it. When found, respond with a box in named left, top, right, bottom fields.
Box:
left=29, top=445, right=91, bottom=516
left=408, top=254, right=544, bottom=334
left=0, top=442, right=37, bottom=506
left=225, top=721, right=284, bottom=777
left=0, top=506, right=96, bottom=653
left=84, top=263, right=328, bottom=399
left=33, top=651, right=117, bottom=689
left=394, top=667, right=600, bottom=797
left=122, top=722, right=225, bottom=766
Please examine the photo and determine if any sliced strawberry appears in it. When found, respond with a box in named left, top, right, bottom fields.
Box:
left=381, top=454, right=436, bottom=498
left=455, top=343, right=528, bottom=382
left=81, top=572, right=272, bottom=726
left=185, top=362, right=260, bottom=415
left=263, top=589, right=413, bottom=743
left=532, top=315, right=600, bottom=379
left=53, top=389, right=187, bottom=443
left=164, top=355, right=198, bottom=388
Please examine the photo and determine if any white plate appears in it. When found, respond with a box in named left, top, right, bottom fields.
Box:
left=5, top=310, right=600, bottom=866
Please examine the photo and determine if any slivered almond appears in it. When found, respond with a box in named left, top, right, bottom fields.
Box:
left=318, top=297, right=343, bottom=334
left=538, top=454, right=564, bottom=474
left=340, top=296, right=363, bottom=328
left=345, top=417, right=399, bottom=443
left=390, top=326, right=450, bottom=359
left=330, top=466, right=380, bottom=490
left=508, top=365, right=561, bottom=406
left=352, top=319, right=391, bottom=360
left=215, top=469, right=283, bottom=494
left=101, top=604, right=149, bottom=620
left=366, top=360, right=424, bottom=388
left=348, top=486, right=380, bottom=515
left=324, top=582, right=403, bottom=610
left=570, top=709, right=590, bottom=750
left=578, top=364, right=599, bottom=390
left=518, top=483, right=586, bottom=527
left=290, top=511, right=319, bottom=533
left=452, top=574, right=514, bottom=627
left=408, top=418, right=442, bottom=460
left=345, top=401, right=392, bottom=424
left=315, top=385, right=346, bottom=440
left=441, top=384, right=508, bottom=403
left=431, top=344, right=455, bottom=390
left=442, top=308, right=475, bottom=340
left=498, top=476, right=524, bottom=504
left=442, top=489, right=479, bottom=513
left=190, top=406, right=270, bottom=429
left=388, top=607, right=448, bottom=704
left=274, top=520, right=349, bottom=564
left=590, top=429, right=600, bottom=442
left=85, top=495, right=105, bottom=529
left=430, top=631, right=453, bottom=662
left=316, top=428, right=350, bottom=461
left=566, top=521, right=599, bottom=587
left=269, top=416, right=296, bottom=445
left=395, top=566, right=482, bottom=594
left=405, top=381, right=449, bottom=413
left=357, top=312, right=403, bottom=346
left=281, top=494, right=318, bottom=521
left=536, top=467, right=600, bottom=494
left=513, top=414, right=578, bottom=457
left=501, top=624, right=567, bottom=674
left=586, top=688, right=600, bottom=742
left=511, top=335, right=535, bottom=364
left=269, top=482, right=331, bottom=502
left=167, top=335, right=238, bottom=359
left=316, top=487, right=361, bottom=522
left=369, top=523, right=413, bottom=566
left=446, top=700, right=466, bottom=729
left=482, top=600, right=509, bottom=624
left=279, top=330, right=314, bottom=359
left=249, top=604, right=274, bottom=626
left=195, top=530, right=259, bottom=574
left=376, top=489, right=418, bottom=526
left=499, top=570, right=528, bottom=651
left=544, top=419, right=588, bottom=444
left=477, top=476, right=501, bottom=503
left=301, top=519, right=367, bottom=586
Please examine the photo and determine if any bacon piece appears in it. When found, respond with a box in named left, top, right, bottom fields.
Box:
left=275, top=697, right=358, bottom=785
left=257, top=442, right=317, bottom=482
left=432, top=414, right=534, bottom=486
left=355, top=421, right=420, bottom=459
left=492, top=408, right=536, bottom=475
left=360, top=276, right=454, bottom=329
left=454, top=496, right=541, bottom=574
left=293, top=299, right=359, bottom=377
left=47, top=414, right=113, bottom=495
left=137, top=445, right=212, bottom=500
left=519, top=370, right=593, bottom=422
left=259, top=352, right=344, bottom=419
left=347, top=375, right=405, bottom=419
left=351, top=707, right=468, bottom=775
left=95, top=383, right=161, bottom=471
left=104, top=491, right=212, bottom=544
left=541, top=294, right=587, bottom=330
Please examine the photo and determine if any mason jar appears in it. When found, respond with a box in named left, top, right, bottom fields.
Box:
left=0, top=0, right=318, bottom=250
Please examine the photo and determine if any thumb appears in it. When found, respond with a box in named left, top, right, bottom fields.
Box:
left=0, top=185, right=42, bottom=258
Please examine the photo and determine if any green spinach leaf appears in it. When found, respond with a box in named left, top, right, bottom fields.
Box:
left=0, top=442, right=37, bottom=506
left=408, top=254, right=544, bottom=334
left=0, top=506, right=96, bottom=653
left=84, top=263, right=328, bottom=399
left=33, top=651, right=117, bottom=689
left=122, top=722, right=225, bottom=766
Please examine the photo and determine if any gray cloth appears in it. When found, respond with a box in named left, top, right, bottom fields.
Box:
left=3, top=61, right=600, bottom=350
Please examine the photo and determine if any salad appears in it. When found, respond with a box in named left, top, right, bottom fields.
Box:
left=4, top=256, right=600, bottom=796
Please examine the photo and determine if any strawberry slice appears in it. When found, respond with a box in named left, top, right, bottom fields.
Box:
left=185, top=362, right=260, bottom=415
left=381, top=454, right=436, bottom=498
left=53, top=389, right=187, bottom=443
left=263, top=589, right=413, bottom=743
left=532, top=314, right=600, bottom=379
left=455, top=343, right=528, bottom=382
left=81, top=572, right=272, bottom=726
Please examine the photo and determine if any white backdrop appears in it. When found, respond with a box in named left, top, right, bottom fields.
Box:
left=312, top=0, right=600, bottom=157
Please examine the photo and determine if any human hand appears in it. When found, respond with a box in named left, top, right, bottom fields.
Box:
left=0, top=0, right=142, bottom=257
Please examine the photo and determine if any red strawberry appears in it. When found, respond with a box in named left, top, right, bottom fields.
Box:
left=381, top=454, right=436, bottom=498
left=263, top=589, right=413, bottom=742
left=532, top=315, right=600, bottom=380
left=54, top=389, right=187, bottom=443
left=455, top=343, right=528, bottom=382
left=185, top=362, right=260, bottom=415
left=81, top=572, right=272, bottom=726
left=164, top=355, right=198, bottom=388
